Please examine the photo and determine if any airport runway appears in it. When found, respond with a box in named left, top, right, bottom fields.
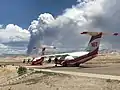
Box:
left=24, top=63, right=120, bottom=76
left=1, top=58, right=120, bottom=76
left=24, top=63, right=120, bottom=81
left=48, top=63, right=120, bottom=76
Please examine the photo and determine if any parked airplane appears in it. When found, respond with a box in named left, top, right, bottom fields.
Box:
left=31, top=31, right=119, bottom=66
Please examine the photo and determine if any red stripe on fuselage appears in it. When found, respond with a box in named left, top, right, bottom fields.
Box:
left=32, top=57, right=44, bottom=65
left=61, top=47, right=98, bottom=65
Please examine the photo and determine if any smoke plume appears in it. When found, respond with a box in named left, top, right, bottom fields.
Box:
left=27, top=0, right=120, bottom=55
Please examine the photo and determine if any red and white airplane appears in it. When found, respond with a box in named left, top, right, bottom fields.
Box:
left=31, top=31, right=119, bottom=66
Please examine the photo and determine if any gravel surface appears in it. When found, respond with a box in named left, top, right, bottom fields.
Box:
left=1, top=72, right=120, bottom=90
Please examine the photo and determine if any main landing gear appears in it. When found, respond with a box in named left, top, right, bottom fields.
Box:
left=62, top=62, right=68, bottom=67
left=75, top=63, right=80, bottom=67
left=62, top=62, right=80, bottom=67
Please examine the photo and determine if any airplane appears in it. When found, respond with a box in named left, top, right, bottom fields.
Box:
left=31, top=31, right=119, bottom=67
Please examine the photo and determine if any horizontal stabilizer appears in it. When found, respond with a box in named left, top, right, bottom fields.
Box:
left=81, top=31, right=120, bottom=36
left=81, top=31, right=102, bottom=36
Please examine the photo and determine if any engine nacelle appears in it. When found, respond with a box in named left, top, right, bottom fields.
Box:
left=64, top=56, right=74, bottom=60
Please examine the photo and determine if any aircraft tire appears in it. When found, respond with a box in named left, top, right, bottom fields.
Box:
left=75, top=63, right=80, bottom=67
left=62, top=62, right=67, bottom=67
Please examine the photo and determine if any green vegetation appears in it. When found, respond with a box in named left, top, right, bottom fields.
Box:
left=106, top=79, right=112, bottom=82
left=28, top=68, right=34, bottom=71
left=106, top=79, right=120, bottom=83
left=17, top=66, right=27, bottom=76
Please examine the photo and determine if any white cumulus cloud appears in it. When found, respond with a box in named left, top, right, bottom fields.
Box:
left=27, top=0, right=120, bottom=55
left=0, top=24, right=30, bottom=54
left=0, top=24, right=30, bottom=43
left=0, top=0, right=119, bottom=55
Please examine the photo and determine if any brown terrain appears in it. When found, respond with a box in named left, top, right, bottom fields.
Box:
left=0, top=54, right=120, bottom=90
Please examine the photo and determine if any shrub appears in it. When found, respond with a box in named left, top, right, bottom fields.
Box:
left=17, top=66, right=27, bottom=76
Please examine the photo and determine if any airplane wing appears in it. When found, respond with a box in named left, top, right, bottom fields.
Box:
left=41, top=51, right=89, bottom=58
left=41, top=53, right=69, bottom=58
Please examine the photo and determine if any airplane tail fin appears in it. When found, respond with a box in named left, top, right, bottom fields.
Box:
left=81, top=32, right=103, bottom=55
left=81, top=31, right=120, bottom=55
left=41, top=47, right=46, bottom=55
left=41, top=45, right=56, bottom=56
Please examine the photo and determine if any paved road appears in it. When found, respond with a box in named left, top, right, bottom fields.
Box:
left=2, top=60, right=120, bottom=76
left=48, top=63, right=120, bottom=76
left=27, top=63, right=120, bottom=81
left=36, top=68, right=120, bottom=81
left=25, top=63, right=120, bottom=76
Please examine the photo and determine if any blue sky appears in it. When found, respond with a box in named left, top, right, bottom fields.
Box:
left=0, top=0, right=77, bottom=29
left=0, top=0, right=119, bottom=54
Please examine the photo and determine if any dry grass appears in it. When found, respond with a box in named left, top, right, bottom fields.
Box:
left=1, top=73, right=120, bottom=90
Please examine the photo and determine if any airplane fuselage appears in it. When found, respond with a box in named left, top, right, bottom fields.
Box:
left=56, top=51, right=96, bottom=66
left=31, top=51, right=96, bottom=67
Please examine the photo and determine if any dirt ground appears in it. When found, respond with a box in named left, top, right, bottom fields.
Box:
left=0, top=54, right=120, bottom=90
left=0, top=70, right=120, bottom=90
